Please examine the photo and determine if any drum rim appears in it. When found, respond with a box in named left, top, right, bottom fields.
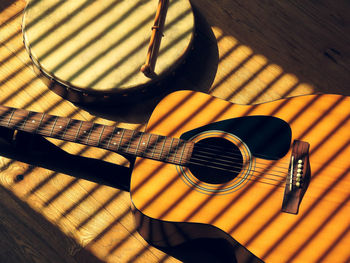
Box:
left=22, top=0, right=195, bottom=103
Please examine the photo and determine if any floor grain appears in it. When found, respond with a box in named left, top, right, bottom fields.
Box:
left=0, top=0, right=349, bottom=262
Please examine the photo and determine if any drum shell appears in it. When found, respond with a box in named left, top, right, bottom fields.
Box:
left=22, top=0, right=195, bottom=104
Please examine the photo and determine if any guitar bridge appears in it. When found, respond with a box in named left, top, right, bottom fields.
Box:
left=281, top=140, right=311, bottom=214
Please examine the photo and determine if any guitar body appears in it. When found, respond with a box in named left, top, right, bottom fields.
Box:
left=130, top=90, right=350, bottom=262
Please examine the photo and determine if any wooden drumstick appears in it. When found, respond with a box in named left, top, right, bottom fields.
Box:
left=141, top=0, right=169, bottom=78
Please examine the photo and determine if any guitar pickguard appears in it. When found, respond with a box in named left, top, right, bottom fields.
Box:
left=180, top=116, right=292, bottom=160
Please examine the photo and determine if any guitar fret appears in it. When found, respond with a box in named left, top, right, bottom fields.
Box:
left=150, top=135, right=158, bottom=159
left=75, top=121, right=83, bottom=141
left=21, top=112, right=29, bottom=130
left=126, top=130, right=135, bottom=153
left=117, top=129, right=125, bottom=150
left=107, top=127, right=116, bottom=149
left=50, top=116, right=58, bottom=136
left=166, top=138, right=174, bottom=160
left=81, top=122, right=90, bottom=138
left=160, top=137, right=167, bottom=160
left=178, top=141, right=186, bottom=165
left=7, top=108, right=15, bottom=127
left=139, top=133, right=150, bottom=157
left=36, top=113, right=45, bottom=134
left=62, top=118, right=71, bottom=139
left=85, top=124, right=94, bottom=144
left=135, top=132, right=143, bottom=156
left=145, top=133, right=151, bottom=153
left=98, top=125, right=105, bottom=146
left=172, top=139, right=179, bottom=163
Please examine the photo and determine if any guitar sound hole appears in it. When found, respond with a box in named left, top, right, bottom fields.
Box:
left=189, top=137, right=244, bottom=184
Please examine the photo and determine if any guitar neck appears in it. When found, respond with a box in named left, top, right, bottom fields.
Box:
left=0, top=106, right=193, bottom=165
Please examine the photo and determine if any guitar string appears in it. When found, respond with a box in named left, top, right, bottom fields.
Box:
left=181, top=149, right=297, bottom=188
left=0, top=133, right=297, bottom=189
left=190, top=151, right=288, bottom=176
left=186, top=140, right=292, bottom=166
left=187, top=161, right=289, bottom=184
left=187, top=136, right=289, bottom=179
left=181, top=160, right=289, bottom=188
left=0, top=116, right=292, bottom=179
left=0, top=111, right=291, bottom=167
left=176, top=144, right=295, bottom=188
left=0, top=116, right=291, bottom=170
left=189, top=154, right=288, bottom=179
left=0, top=115, right=293, bottom=180
left=193, top=155, right=290, bottom=178
left=189, top=146, right=290, bottom=172
left=0, top=131, right=293, bottom=189
left=183, top=160, right=289, bottom=185
left=188, top=139, right=290, bottom=181
left=3, top=112, right=289, bottom=169
left=0, top=117, right=289, bottom=169
left=229, top=175, right=286, bottom=188
left=9, top=118, right=291, bottom=167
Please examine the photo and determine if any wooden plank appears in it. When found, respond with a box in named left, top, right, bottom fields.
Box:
left=0, top=0, right=349, bottom=262
left=190, top=0, right=350, bottom=100
left=0, top=1, right=178, bottom=262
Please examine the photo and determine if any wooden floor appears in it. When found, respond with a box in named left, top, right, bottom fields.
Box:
left=0, top=0, right=349, bottom=262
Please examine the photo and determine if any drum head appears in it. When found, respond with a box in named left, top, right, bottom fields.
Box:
left=22, top=0, right=194, bottom=103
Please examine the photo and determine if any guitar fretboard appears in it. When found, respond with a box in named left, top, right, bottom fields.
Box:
left=0, top=106, right=193, bottom=165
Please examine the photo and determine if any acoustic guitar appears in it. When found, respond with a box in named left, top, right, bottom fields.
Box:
left=0, top=90, right=349, bottom=262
